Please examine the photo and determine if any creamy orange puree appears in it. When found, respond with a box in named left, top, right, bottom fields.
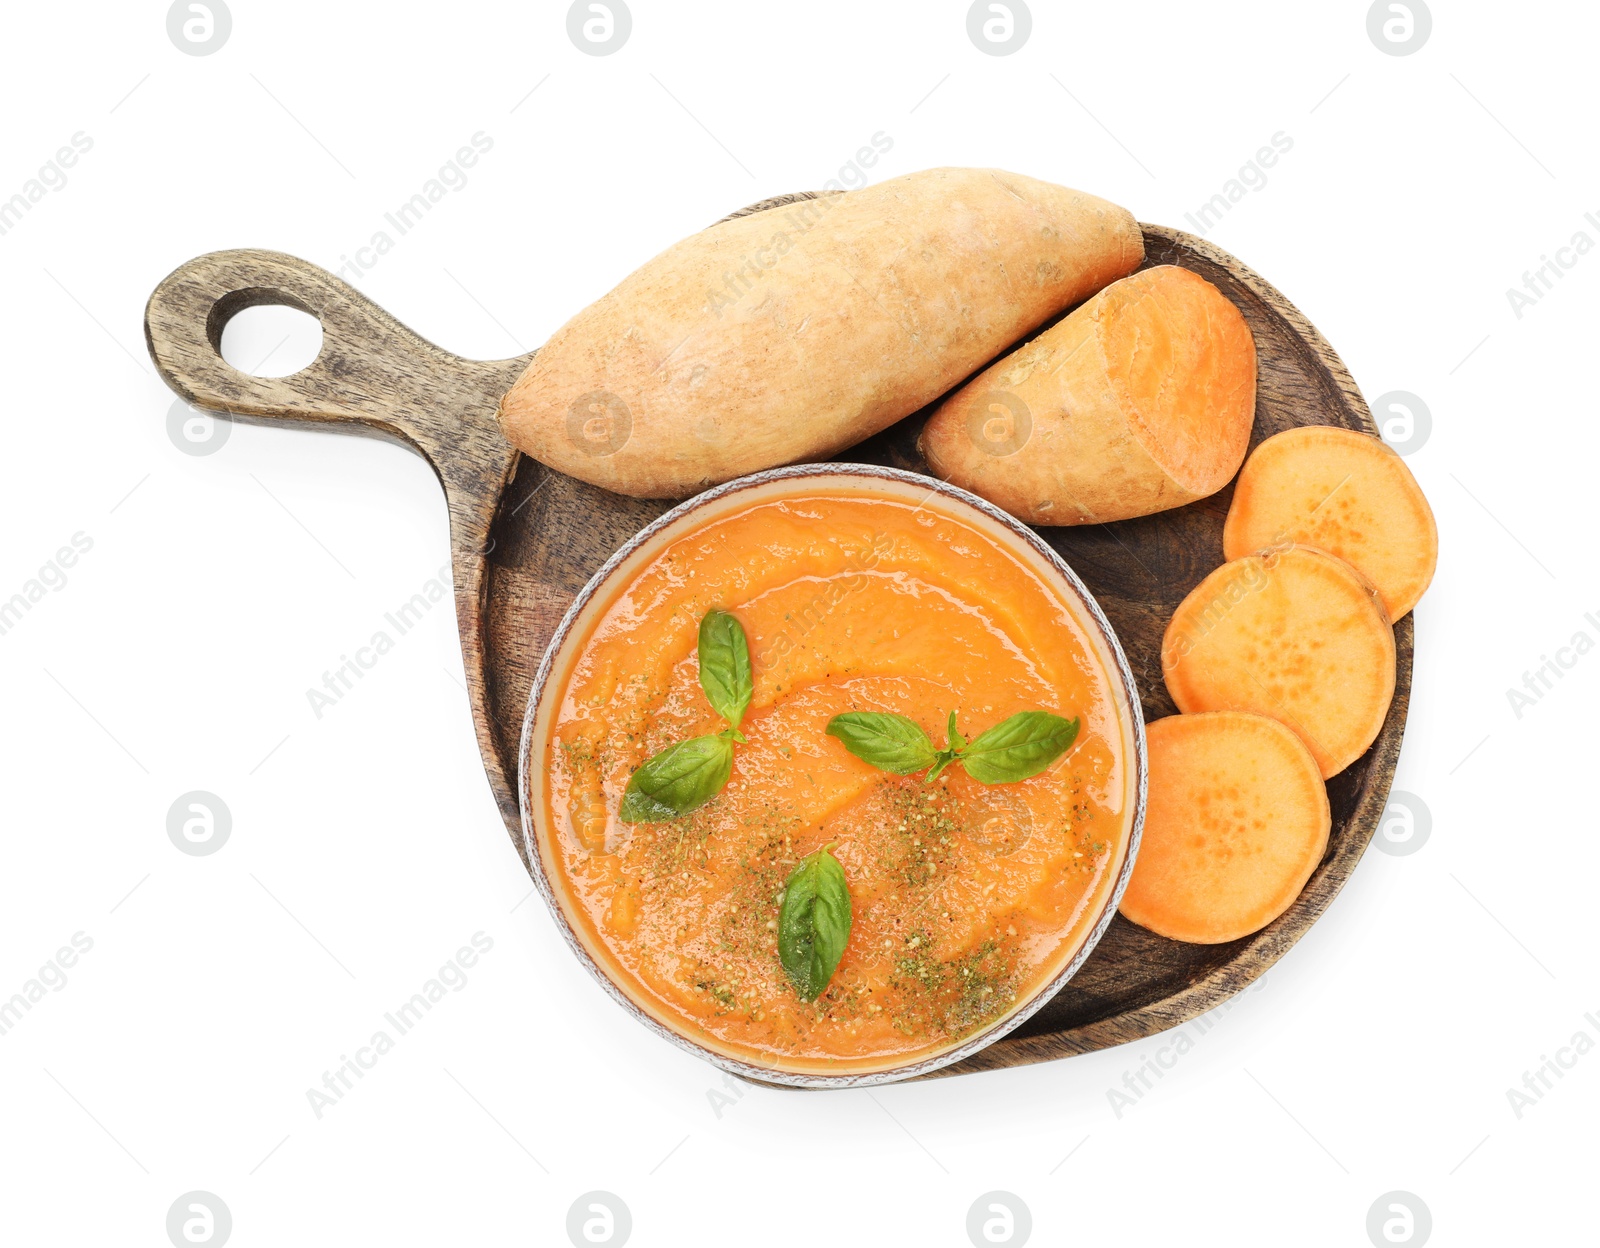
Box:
left=537, top=490, right=1133, bottom=1074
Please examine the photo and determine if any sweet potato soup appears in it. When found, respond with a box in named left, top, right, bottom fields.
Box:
left=534, top=486, right=1135, bottom=1075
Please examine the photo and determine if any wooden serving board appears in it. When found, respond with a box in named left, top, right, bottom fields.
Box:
left=145, top=194, right=1408, bottom=1077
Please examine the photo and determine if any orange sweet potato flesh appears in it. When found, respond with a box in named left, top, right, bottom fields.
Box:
left=919, top=265, right=1256, bottom=524
left=1119, top=712, right=1330, bottom=944
left=1162, top=544, right=1394, bottom=778
left=1223, top=425, right=1438, bottom=620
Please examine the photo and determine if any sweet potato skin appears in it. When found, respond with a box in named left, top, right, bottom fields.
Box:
left=1119, top=712, right=1330, bottom=944
left=1223, top=425, right=1438, bottom=619
left=499, top=168, right=1144, bottom=499
left=919, top=265, right=1255, bottom=525
left=1162, top=544, right=1395, bottom=778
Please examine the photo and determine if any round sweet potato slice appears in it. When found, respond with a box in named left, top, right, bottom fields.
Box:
left=1223, top=425, right=1437, bottom=619
left=1161, top=545, right=1394, bottom=778
left=1120, top=713, right=1331, bottom=944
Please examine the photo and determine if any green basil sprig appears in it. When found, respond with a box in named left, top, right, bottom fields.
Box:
left=619, top=609, right=752, bottom=823
left=778, top=843, right=852, bottom=1001
left=819, top=711, right=938, bottom=776
left=825, top=708, right=1078, bottom=785
left=958, top=710, right=1079, bottom=783
left=617, top=735, right=734, bottom=823
left=696, top=608, right=751, bottom=738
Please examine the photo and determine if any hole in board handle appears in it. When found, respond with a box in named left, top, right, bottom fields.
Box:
left=217, top=302, right=324, bottom=378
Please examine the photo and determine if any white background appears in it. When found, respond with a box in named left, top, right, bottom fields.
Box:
left=2, top=1, right=1595, bottom=1245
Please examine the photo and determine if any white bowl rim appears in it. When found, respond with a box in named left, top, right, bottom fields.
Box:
left=517, top=461, right=1148, bottom=1089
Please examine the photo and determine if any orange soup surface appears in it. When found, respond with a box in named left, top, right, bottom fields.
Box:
left=539, top=491, right=1133, bottom=1074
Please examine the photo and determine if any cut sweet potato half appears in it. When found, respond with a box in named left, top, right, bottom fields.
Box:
left=919, top=264, right=1256, bottom=525
left=1119, top=712, right=1331, bottom=944
left=1223, top=425, right=1437, bottom=619
left=1162, top=544, right=1395, bottom=778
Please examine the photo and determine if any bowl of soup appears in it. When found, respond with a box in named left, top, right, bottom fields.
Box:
left=519, top=464, right=1146, bottom=1086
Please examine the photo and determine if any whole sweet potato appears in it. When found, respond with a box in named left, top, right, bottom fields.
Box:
left=499, top=168, right=1143, bottom=498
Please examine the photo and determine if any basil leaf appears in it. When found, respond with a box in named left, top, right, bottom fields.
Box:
left=959, top=712, right=1080, bottom=784
left=778, top=844, right=853, bottom=1002
left=825, top=712, right=937, bottom=775
left=698, top=609, right=752, bottom=729
left=618, top=734, right=733, bottom=822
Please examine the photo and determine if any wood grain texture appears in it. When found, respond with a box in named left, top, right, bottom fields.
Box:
left=145, top=204, right=1408, bottom=1076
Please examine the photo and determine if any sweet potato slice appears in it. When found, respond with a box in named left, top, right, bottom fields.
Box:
left=1162, top=544, right=1394, bottom=778
left=1223, top=425, right=1437, bottom=619
left=919, top=264, right=1256, bottom=524
left=1119, top=712, right=1330, bottom=944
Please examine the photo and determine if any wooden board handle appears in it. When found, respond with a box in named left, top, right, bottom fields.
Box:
left=145, top=248, right=527, bottom=469
left=144, top=248, right=531, bottom=558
